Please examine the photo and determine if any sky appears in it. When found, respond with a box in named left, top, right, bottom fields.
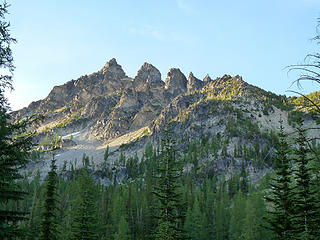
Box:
left=3, top=0, right=320, bottom=110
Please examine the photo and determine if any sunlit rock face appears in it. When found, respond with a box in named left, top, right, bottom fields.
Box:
left=164, top=68, right=187, bottom=96
left=187, top=72, right=204, bottom=93
left=13, top=57, right=315, bottom=186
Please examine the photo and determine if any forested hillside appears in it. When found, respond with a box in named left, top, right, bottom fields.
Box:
left=16, top=127, right=320, bottom=239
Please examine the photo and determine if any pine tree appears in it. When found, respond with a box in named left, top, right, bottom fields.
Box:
left=291, top=118, right=320, bottom=239
left=0, top=2, right=34, bottom=238
left=71, top=168, right=98, bottom=240
left=153, top=133, right=185, bottom=240
left=264, top=120, right=294, bottom=240
left=40, top=155, right=59, bottom=240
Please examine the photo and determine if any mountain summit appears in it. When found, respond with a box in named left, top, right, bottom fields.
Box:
left=12, top=58, right=317, bottom=183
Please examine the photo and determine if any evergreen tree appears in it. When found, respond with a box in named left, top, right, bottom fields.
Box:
left=264, top=120, right=294, bottom=240
left=153, top=133, right=185, bottom=240
left=291, top=118, right=320, bottom=239
left=184, top=198, right=209, bottom=240
left=228, top=191, right=246, bottom=240
left=40, top=155, right=59, bottom=240
left=243, top=192, right=271, bottom=240
left=27, top=171, right=42, bottom=239
left=214, top=182, right=230, bottom=240
left=71, top=168, right=98, bottom=240
left=104, top=145, right=109, bottom=162
left=0, top=2, right=34, bottom=238
left=240, top=160, right=248, bottom=195
left=114, top=215, right=130, bottom=240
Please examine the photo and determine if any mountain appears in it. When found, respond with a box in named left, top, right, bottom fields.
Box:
left=12, top=58, right=320, bottom=183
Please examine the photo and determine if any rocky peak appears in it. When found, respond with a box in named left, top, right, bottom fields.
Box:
left=203, top=74, right=212, bottom=82
left=234, top=75, right=243, bottom=81
left=134, top=62, right=163, bottom=87
left=221, top=74, right=232, bottom=81
left=165, top=68, right=187, bottom=96
left=187, top=72, right=204, bottom=92
left=100, top=58, right=126, bottom=80
left=106, top=58, right=118, bottom=67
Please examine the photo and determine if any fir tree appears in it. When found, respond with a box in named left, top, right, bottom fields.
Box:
left=184, top=198, right=209, bottom=240
left=264, top=120, right=294, bottom=240
left=40, top=155, right=59, bottom=240
left=114, top=215, right=130, bottom=240
left=291, top=118, right=320, bottom=239
left=228, top=191, right=246, bottom=240
left=0, top=2, right=34, bottom=238
left=153, top=132, right=185, bottom=240
left=243, top=192, right=271, bottom=240
left=214, top=182, right=230, bottom=240
left=71, top=168, right=98, bottom=240
left=104, top=145, right=109, bottom=162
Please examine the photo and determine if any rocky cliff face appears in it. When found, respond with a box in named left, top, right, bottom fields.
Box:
left=187, top=72, right=204, bottom=93
left=164, top=68, right=188, bottom=97
left=13, top=58, right=211, bottom=142
left=13, top=58, right=320, bottom=183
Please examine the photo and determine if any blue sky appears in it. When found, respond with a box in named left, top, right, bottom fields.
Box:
left=4, top=0, right=320, bottom=110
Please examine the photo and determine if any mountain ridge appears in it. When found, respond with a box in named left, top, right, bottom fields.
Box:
left=11, top=58, right=320, bottom=183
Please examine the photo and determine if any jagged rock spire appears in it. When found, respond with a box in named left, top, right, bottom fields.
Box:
left=187, top=72, right=204, bottom=92
left=100, top=58, right=126, bottom=79
left=134, top=62, right=162, bottom=86
left=165, top=68, right=187, bottom=95
left=203, top=74, right=212, bottom=82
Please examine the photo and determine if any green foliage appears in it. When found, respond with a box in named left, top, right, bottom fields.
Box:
left=291, top=91, right=320, bottom=113
left=0, top=2, right=35, bottom=239
left=205, top=75, right=246, bottom=100
left=13, top=143, right=286, bottom=240
left=243, top=191, right=271, bottom=240
left=264, top=120, right=294, bottom=239
left=103, top=145, right=109, bottom=163
left=54, top=108, right=83, bottom=129
left=40, top=156, right=59, bottom=240
left=81, top=153, right=90, bottom=168
left=287, top=110, right=303, bottom=127
left=7, top=116, right=320, bottom=240
left=184, top=198, right=209, bottom=240
left=153, top=134, right=185, bottom=240
left=114, top=216, right=130, bottom=240
left=229, top=191, right=246, bottom=240
left=70, top=168, right=99, bottom=240
left=291, top=119, right=320, bottom=239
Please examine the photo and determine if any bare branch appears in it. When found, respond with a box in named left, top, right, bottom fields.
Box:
left=287, top=90, right=320, bottom=113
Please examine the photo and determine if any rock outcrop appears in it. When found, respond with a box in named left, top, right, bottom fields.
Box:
left=134, top=62, right=163, bottom=89
left=100, top=58, right=126, bottom=80
left=187, top=72, right=204, bottom=93
left=164, top=68, right=187, bottom=96
left=203, top=74, right=212, bottom=82
left=14, top=58, right=289, bottom=147
left=13, top=57, right=319, bottom=186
